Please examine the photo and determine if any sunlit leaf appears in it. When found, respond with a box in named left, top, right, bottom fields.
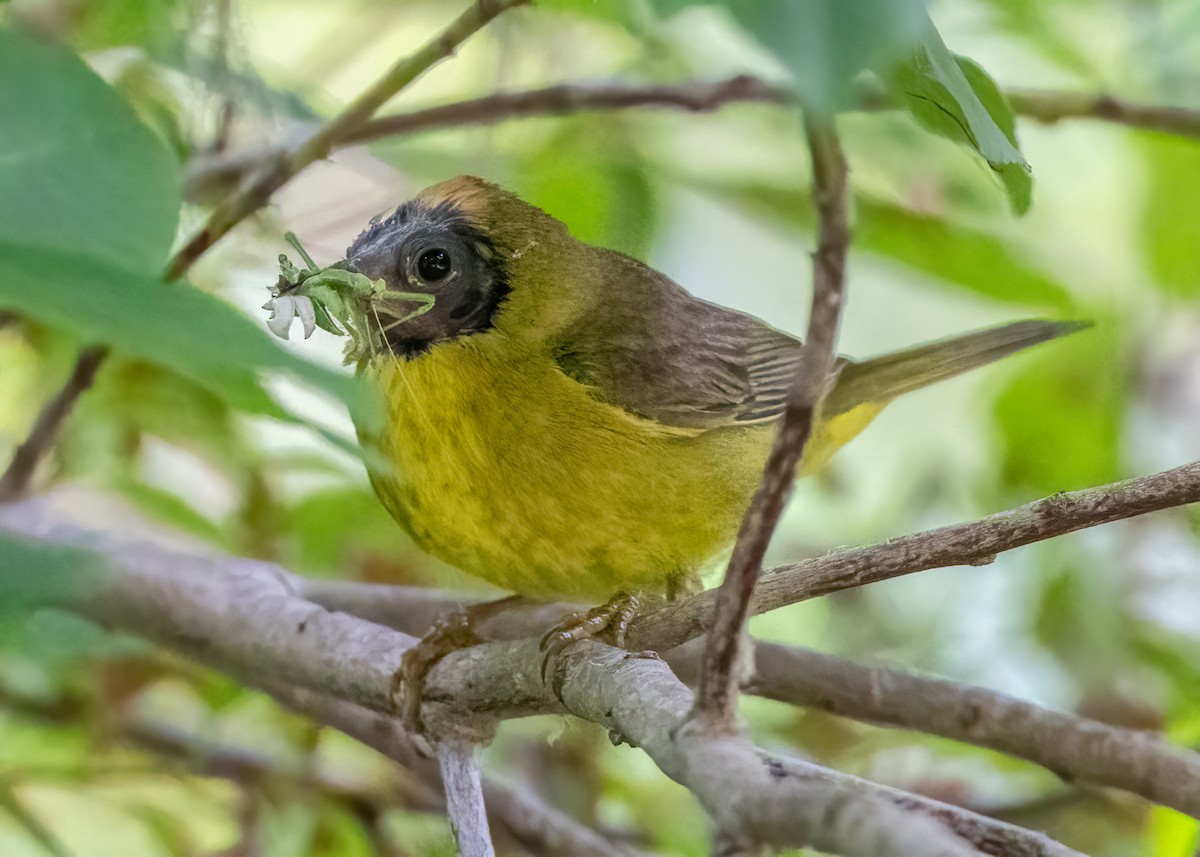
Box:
left=0, top=27, right=179, bottom=273
left=891, top=21, right=1033, bottom=214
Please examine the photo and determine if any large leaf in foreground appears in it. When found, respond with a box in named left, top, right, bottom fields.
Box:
left=0, top=242, right=356, bottom=415
left=0, top=27, right=180, bottom=273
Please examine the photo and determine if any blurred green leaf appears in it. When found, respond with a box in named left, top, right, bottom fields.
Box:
left=892, top=22, right=1033, bottom=214
left=1141, top=134, right=1200, bottom=298
left=1149, top=807, right=1198, bottom=857
left=0, top=536, right=95, bottom=621
left=701, top=0, right=928, bottom=112
left=0, top=27, right=179, bottom=273
left=518, top=121, right=657, bottom=259
left=0, top=241, right=356, bottom=417
left=993, top=322, right=1123, bottom=494
left=698, top=180, right=1072, bottom=308
left=70, top=0, right=190, bottom=55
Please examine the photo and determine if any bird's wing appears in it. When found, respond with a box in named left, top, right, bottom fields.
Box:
left=552, top=253, right=809, bottom=430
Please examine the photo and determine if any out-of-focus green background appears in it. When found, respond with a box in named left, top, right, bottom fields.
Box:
left=2, top=0, right=1200, bottom=854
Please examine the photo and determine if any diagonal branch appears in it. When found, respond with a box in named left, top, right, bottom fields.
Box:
left=0, top=0, right=527, bottom=502
left=628, top=458, right=1200, bottom=653
left=0, top=346, right=108, bottom=503
left=693, top=115, right=850, bottom=732
left=673, top=640, right=1200, bottom=819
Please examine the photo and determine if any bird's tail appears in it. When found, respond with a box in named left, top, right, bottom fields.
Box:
left=824, top=319, right=1088, bottom=416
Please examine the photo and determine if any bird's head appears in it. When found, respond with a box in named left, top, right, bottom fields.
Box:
left=346, top=175, right=575, bottom=358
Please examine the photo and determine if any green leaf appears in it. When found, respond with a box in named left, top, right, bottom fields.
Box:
left=855, top=198, right=1073, bottom=310
left=0, top=241, right=358, bottom=415
left=892, top=19, right=1033, bottom=214
left=0, top=27, right=180, bottom=273
left=517, top=120, right=658, bottom=259
left=0, top=535, right=96, bottom=619
left=993, top=321, right=1122, bottom=495
left=697, top=180, right=1072, bottom=309
left=1141, top=134, right=1200, bottom=298
left=709, top=0, right=928, bottom=113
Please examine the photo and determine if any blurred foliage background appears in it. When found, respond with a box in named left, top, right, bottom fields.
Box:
left=2, top=0, right=1200, bottom=854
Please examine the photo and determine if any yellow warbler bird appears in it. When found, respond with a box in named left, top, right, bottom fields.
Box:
left=345, top=176, right=1078, bottom=604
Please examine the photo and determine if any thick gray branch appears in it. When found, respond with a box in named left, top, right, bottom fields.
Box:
left=296, top=580, right=1200, bottom=821
left=1, top=504, right=1078, bottom=857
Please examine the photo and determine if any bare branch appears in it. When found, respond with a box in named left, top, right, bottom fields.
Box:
left=628, top=459, right=1200, bottom=653
left=694, top=116, right=850, bottom=732
left=185, top=76, right=1200, bottom=202
left=1, top=0, right=526, bottom=503
left=438, top=741, right=495, bottom=857
left=671, top=640, right=1200, bottom=819
left=0, top=504, right=1079, bottom=857
left=1005, top=88, right=1200, bottom=139
left=293, top=579, right=1200, bottom=821
left=184, top=75, right=789, bottom=200
left=0, top=346, right=108, bottom=502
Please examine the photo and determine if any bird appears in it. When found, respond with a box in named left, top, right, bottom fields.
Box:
left=344, top=175, right=1079, bottom=613
left=336, top=174, right=1085, bottom=722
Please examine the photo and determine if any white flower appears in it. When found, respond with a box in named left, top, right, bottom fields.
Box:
left=263, top=293, right=316, bottom=340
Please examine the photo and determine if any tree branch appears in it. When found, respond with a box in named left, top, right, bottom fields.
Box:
left=0, top=346, right=108, bottom=503
left=290, top=578, right=1200, bottom=821
left=0, top=0, right=527, bottom=502
left=185, top=77, right=1200, bottom=201
left=694, top=115, right=850, bottom=732
left=627, top=459, right=1200, bottom=653
left=1005, top=88, right=1200, bottom=139
left=677, top=640, right=1200, bottom=819
left=0, top=503, right=1080, bottom=857
left=438, top=741, right=495, bottom=857
left=185, top=75, right=789, bottom=201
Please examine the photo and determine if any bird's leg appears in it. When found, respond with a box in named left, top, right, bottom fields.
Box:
left=392, top=594, right=527, bottom=734
left=538, top=591, right=657, bottom=685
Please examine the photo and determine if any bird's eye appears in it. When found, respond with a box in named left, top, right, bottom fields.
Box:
left=417, top=248, right=452, bottom=282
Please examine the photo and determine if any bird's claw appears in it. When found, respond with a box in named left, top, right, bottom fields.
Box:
left=538, top=592, right=643, bottom=687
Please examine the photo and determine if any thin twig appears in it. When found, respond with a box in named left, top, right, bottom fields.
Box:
left=438, top=741, right=495, bottom=857
left=167, top=0, right=527, bottom=279
left=184, top=75, right=789, bottom=199
left=184, top=76, right=1200, bottom=201
left=693, top=116, right=850, bottom=732
left=0, top=0, right=526, bottom=501
left=0, top=345, right=108, bottom=503
left=1006, top=88, right=1200, bottom=139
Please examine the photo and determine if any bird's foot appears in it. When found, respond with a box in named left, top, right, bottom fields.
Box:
left=538, top=591, right=648, bottom=686
left=391, top=595, right=526, bottom=736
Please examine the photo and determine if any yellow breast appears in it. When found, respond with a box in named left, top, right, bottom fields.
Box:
left=359, top=333, right=882, bottom=600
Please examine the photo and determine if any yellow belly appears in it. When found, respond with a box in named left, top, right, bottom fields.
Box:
left=359, top=334, right=881, bottom=600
